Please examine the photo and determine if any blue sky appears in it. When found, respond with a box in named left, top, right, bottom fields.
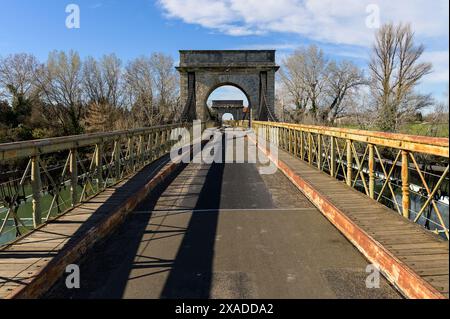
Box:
left=0, top=0, right=448, bottom=102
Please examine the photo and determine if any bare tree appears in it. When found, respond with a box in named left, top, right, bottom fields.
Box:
left=82, top=54, right=124, bottom=131
left=83, top=54, right=123, bottom=106
left=0, top=53, right=39, bottom=100
left=369, top=23, right=433, bottom=132
left=294, top=46, right=328, bottom=118
left=123, top=53, right=179, bottom=126
left=101, top=54, right=123, bottom=108
left=0, top=53, right=42, bottom=129
left=0, top=50, right=182, bottom=139
left=279, top=45, right=365, bottom=124
left=279, top=46, right=327, bottom=122
left=150, top=53, right=179, bottom=122
left=35, top=50, right=84, bottom=134
left=323, top=61, right=366, bottom=123
left=278, top=53, right=310, bottom=117
left=124, top=56, right=156, bottom=126
left=342, top=89, right=374, bottom=130
left=82, top=56, right=104, bottom=104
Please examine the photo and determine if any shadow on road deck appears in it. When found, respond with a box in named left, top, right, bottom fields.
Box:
left=159, top=158, right=224, bottom=298
left=45, top=133, right=225, bottom=299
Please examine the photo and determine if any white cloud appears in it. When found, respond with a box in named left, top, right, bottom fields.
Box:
left=159, top=0, right=449, bottom=98
left=421, top=51, right=450, bottom=84
left=158, top=0, right=449, bottom=46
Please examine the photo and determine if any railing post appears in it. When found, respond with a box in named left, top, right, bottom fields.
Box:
left=161, top=130, right=166, bottom=156
left=96, top=143, right=104, bottom=191
left=114, top=140, right=121, bottom=180
left=147, top=133, right=153, bottom=163
left=150, top=131, right=155, bottom=159
left=158, top=130, right=162, bottom=157
left=294, top=130, right=298, bottom=157
left=401, top=150, right=410, bottom=219
left=255, top=123, right=259, bottom=144
left=30, top=156, right=42, bottom=227
left=165, top=128, right=170, bottom=153
left=285, top=128, right=288, bottom=150
left=128, top=137, right=135, bottom=171
left=70, top=149, right=79, bottom=206
left=317, top=134, right=322, bottom=170
left=300, top=131, right=304, bottom=160
left=161, top=130, right=166, bottom=155
left=277, top=127, right=282, bottom=149
left=308, top=133, right=312, bottom=165
left=138, top=135, right=144, bottom=167
left=284, top=128, right=288, bottom=150
left=369, top=144, right=375, bottom=199
left=280, top=128, right=283, bottom=150
left=330, top=136, right=336, bottom=177
left=287, top=129, right=291, bottom=153
left=270, top=126, right=272, bottom=144
left=280, top=128, right=284, bottom=150
left=346, top=139, right=352, bottom=187
left=155, top=131, right=161, bottom=157
left=274, top=127, right=277, bottom=146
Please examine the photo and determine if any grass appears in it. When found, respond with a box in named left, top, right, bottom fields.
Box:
left=400, top=122, right=449, bottom=138
left=337, top=122, right=449, bottom=138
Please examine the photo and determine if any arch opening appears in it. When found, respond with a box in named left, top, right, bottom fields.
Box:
left=206, top=85, right=250, bottom=122
left=222, top=113, right=234, bottom=121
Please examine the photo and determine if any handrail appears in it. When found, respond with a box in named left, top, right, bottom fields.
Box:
left=0, top=124, right=185, bottom=162
left=255, top=121, right=449, bottom=158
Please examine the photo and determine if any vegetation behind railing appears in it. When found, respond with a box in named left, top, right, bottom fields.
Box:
left=0, top=122, right=205, bottom=246
left=253, top=121, right=450, bottom=239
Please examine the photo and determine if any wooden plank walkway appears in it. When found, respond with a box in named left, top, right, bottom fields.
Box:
left=0, top=156, right=177, bottom=299
left=255, top=139, right=449, bottom=299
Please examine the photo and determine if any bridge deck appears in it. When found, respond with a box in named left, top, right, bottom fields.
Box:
left=43, top=134, right=400, bottom=299
left=256, top=137, right=449, bottom=298
left=0, top=129, right=447, bottom=299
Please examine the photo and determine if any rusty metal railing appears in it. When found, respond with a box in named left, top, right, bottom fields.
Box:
left=0, top=122, right=205, bottom=245
left=252, top=121, right=449, bottom=239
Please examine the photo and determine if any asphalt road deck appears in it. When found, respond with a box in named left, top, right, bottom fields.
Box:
left=45, top=130, right=400, bottom=299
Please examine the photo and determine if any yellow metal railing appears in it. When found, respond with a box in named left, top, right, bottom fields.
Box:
left=252, top=121, right=450, bottom=239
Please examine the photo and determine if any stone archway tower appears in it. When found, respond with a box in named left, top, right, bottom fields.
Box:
left=176, top=50, right=280, bottom=122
